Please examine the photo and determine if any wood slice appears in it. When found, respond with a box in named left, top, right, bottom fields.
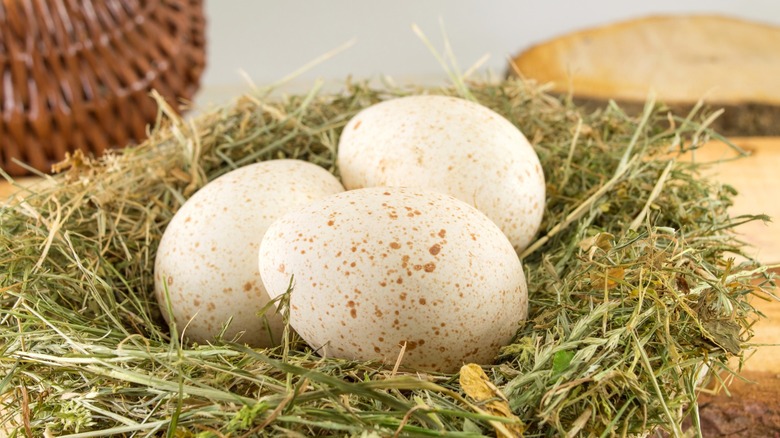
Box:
left=685, top=371, right=780, bottom=437
left=509, top=15, right=780, bottom=136
left=0, top=176, right=45, bottom=200
left=687, top=137, right=780, bottom=265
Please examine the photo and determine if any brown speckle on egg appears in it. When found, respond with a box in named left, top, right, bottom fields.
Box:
left=258, top=187, right=528, bottom=373
left=336, top=95, right=545, bottom=252
left=154, top=159, right=345, bottom=349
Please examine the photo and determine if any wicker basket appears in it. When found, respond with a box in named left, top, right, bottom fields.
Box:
left=0, top=0, right=206, bottom=176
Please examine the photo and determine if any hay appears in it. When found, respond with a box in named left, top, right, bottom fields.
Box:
left=0, top=78, right=774, bottom=437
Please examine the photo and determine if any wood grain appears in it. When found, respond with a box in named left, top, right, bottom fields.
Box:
left=509, top=15, right=780, bottom=136
left=0, top=177, right=43, bottom=200
left=674, top=137, right=780, bottom=373
left=688, top=137, right=780, bottom=265
left=508, top=14, right=780, bottom=377
left=690, top=370, right=780, bottom=437
left=510, top=15, right=780, bottom=106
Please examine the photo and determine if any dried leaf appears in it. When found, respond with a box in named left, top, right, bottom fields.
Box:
left=460, top=364, right=525, bottom=437
left=590, top=266, right=625, bottom=290
left=701, top=319, right=742, bottom=355
left=578, top=232, right=615, bottom=253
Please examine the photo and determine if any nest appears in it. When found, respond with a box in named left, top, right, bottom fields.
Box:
left=0, top=78, right=774, bottom=437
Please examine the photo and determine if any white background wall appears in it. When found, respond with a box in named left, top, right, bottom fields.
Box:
left=196, top=0, right=780, bottom=105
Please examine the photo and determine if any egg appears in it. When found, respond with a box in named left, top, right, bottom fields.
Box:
left=154, top=159, right=345, bottom=347
left=337, top=94, right=545, bottom=252
left=258, top=187, right=528, bottom=373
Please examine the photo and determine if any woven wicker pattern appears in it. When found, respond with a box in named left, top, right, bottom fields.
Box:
left=0, top=0, right=206, bottom=176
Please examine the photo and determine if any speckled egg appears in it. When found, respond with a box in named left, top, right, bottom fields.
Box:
left=337, top=94, right=545, bottom=252
left=258, top=187, right=528, bottom=373
left=154, top=159, right=345, bottom=347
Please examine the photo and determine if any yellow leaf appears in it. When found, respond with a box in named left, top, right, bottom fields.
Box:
left=578, top=232, right=614, bottom=253
left=590, top=266, right=625, bottom=290
left=459, top=364, right=525, bottom=437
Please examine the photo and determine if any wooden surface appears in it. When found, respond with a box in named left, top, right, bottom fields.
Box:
left=510, top=15, right=780, bottom=106
left=509, top=15, right=780, bottom=136
left=0, top=177, right=42, bottom=199
left=691, top=369, right=780, bottom=436
left=508, top=14, right=780, bottom=376
left=690, top=137, right=780, bottom=265
left=689, top=137, right=780, bottom=376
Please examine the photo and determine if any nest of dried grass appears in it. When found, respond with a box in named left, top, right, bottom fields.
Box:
left=0, top=78, right=774, bottom=437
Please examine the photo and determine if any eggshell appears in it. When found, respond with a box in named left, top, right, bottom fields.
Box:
left=154, top=159, right=345, bottom=347
left=258, top=187, right=528, bottom=373
left=337, top=94, right=545, bottom=252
